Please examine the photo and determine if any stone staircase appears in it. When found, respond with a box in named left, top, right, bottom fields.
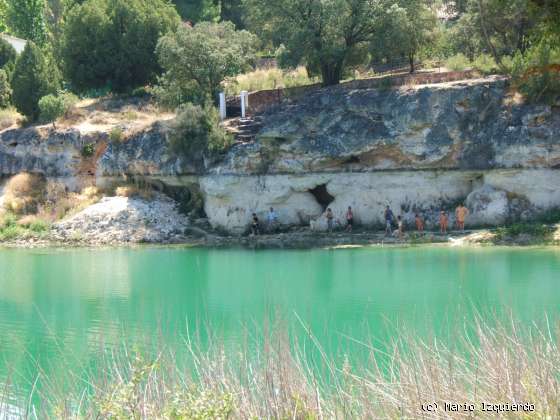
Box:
left=223, top=116, right=263, bottom=144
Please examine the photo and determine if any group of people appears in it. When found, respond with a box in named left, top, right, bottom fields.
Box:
left=383, top=204, right=470, bottom=238
left=250, top=204, right=470, bottom=237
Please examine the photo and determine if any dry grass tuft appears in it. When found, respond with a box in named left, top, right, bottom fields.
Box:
left=2, top=173, right=46, bottom=215
left=0, top=107, right=21, bottom=130
left=225, top=67, right=318, bottom=95
left=115, top=185, right=154, bottom=200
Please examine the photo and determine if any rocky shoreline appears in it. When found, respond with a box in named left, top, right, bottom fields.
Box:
left=2, top=225, right=558, bottom=249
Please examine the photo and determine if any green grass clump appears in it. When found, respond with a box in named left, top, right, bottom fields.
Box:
left=494, top=222, right=553, bottom=242
left=445, top=53, right=471, bottom=71
left=109, top=127, right=124, bottom=144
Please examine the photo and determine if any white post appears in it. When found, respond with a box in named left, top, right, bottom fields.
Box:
left=219, top=92, right=226, bottom=120
left=240, top=90, right=248, bottom=118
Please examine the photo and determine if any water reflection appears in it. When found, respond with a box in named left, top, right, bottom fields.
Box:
left=0, top=246, right=558, bottom=395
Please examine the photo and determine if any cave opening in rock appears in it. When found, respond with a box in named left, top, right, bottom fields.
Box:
left=309, top=184, right=334, bottom=211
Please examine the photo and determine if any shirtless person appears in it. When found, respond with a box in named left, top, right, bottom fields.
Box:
left=455, top=204, right=469, bottom=231
left=326, top=208, right=334, bottom=233
left=415, top=213, right=424, bottom=233
left=396, top=215, right=404, bottom=239
left=346, top=206, right=354, bottom=232
left=439, top=211, right=448, bottom=234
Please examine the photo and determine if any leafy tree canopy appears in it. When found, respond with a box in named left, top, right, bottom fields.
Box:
left=5, top=0, right=48, bottom=45
left=370, top=0, right=436, bottom=72
left=11, top=41, right=59, bottom=119
left=156, top=21, right=257, bottom=107
left=61, top=0, right=180, bottom=93
left=245, top=0, right=383, bottom=86
left=0, top=37, right=17, bottom=69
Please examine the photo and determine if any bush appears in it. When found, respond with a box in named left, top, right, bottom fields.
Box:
left=511, top=38, right=560, bottom=104
left=2, top=172, right=46, bottom=215
left=0, top=69, right=11, bottom=107
left=156, top=21, right=257, bottom=108
left=62, top=0, right=180, bottom=93
left=0, top=107, right=18, bottom=129
left=11, top=41, right=58, bottom=120
left=472, top=53, right=500, bottom=74
left=38, top=92, right=79, bottom=124
left=445, top=53, right=471, bottom=71
left=109, top=126, right=125, bottom=143
left=82, top=143, right=95, bottom=157
left=168, top=103, right=231, bottom=159
left=38, top=94, right=65, bottom=123
left=109, top=127, right=124, bottom=143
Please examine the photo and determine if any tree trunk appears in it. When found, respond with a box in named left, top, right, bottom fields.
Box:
left=409, top=54, right=415, bottom=73
left=321, top=61, right=343, bottom=86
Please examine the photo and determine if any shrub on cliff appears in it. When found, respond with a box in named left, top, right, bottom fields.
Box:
left=168, top=103, right=231, bottom=159
left=155, top=21, right=257, bottom=107
left=10, top=41, right=58, bottom=120
left=0, top=69, right=11, bottom=108
left=38, top=92, right=78, bottom=125
left=2, top=173, right=47, bottom=215
left=61, top=0, right=180, bottom=93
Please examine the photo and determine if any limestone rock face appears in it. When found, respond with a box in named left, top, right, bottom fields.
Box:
left=0, top=128, right=84, bottom=178
left=198, top=169, right=560, bottom=233
left=215, top=77, right=560, bottom=175
left=2, top=77, right=560, bottom=235
left=466, top=185, right=509, bottom=226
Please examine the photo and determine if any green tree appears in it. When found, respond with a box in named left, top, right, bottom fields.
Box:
left=156, top=21, right=257, bottom=107
left=0, top=0, right=8, bottom=32
left=0, top=37, right=17, bottom=69
left=0, top=69, right=11, bottom=107
left=245, top=0, right=382, bottom=86
left=370, top=1, right=436, bottom=72
left=6, top=0, right=48, bottom=45
left=11, top=41, right=58, bottom=120
left=172, top=0, right=220, bottom=22
left=61, top=0, right=180, bottom=93
left=219, top=0, right=245, bottom=28
left=38, top=93, right=65, bottom=125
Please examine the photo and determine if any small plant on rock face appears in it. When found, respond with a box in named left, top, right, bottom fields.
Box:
left=82, top=143, right=95, bottom=157
left=109, top=127, right=124, bottom=143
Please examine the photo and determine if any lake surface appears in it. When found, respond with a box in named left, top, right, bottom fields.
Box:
left=0, top=245, right=559, bottom=396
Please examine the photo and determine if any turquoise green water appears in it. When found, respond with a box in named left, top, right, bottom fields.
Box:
left=0, top=245, right=559, bottom=395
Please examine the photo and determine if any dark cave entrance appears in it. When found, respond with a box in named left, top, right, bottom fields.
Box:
left=308, top=183, right=335, bottom=211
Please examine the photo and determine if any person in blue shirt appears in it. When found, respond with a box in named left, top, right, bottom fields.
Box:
left=267, top=207, right=278, bottom=232
left=384, top=205, right=394, bottom=236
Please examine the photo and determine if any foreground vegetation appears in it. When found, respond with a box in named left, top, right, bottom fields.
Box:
left=2, top=316, right=557, bottom=418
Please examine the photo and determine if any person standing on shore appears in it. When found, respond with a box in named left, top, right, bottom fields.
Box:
left=346, top=206, right=354, bottom=232
left=439, top=211, right=448, bottom=234
left=326, top=208, right=334, bottom=233
left=267, top=207, right=278, bottom=232
left=455, top=203, right=469, bottom=231
left=397, top=215, right=404, bottom=239
left=251, top=213, right=260, bottom=236
left=415, top=213, right=424, bottom=233
left=384, top=205, right=394, bottom=236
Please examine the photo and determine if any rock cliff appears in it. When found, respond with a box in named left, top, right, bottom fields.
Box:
left=1, top=76, right=559, bottom=234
